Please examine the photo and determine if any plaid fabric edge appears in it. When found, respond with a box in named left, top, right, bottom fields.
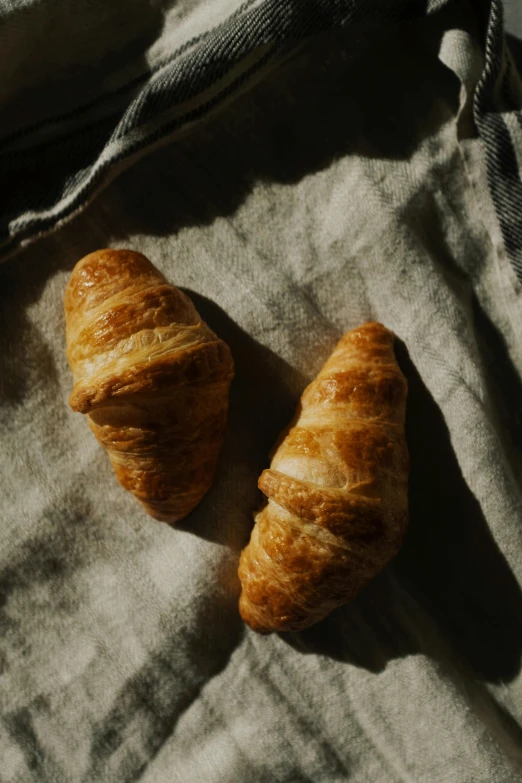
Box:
left=473, top=0, right=522, bottom=284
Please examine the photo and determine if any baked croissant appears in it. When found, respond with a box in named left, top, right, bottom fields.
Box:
left=64, top=249, right=234, bottom=523
left=238, top=321, right=408, bottom=633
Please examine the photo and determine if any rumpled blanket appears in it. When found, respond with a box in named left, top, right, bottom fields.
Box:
left=2, top=1, right=522, bottom=781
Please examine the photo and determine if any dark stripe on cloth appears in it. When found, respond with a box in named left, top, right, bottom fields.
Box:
left=474, top=0, right=522, bottom=284
left=0, top=0, right=455, bottom=260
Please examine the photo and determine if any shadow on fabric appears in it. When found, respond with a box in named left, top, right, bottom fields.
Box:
left=84, top=593, right=245, bottom=783
left=176, top=291, right=306, bottom=552
left=1, top=0, right=166, bottom=221
left=507, top=33, right=522, bottom=78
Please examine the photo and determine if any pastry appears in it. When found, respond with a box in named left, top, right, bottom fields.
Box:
left=64, top=248, right=234, bottom=522
left=238, top=322, right=408, bottom=632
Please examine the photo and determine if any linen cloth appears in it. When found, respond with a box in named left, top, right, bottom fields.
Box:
left=1, top=1, right=522, bottom=781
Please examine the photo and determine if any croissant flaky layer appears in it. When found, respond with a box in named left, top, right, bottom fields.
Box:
left=64, top=249, right=234, bottom=522
left=238, top=322, right=409, bottom=633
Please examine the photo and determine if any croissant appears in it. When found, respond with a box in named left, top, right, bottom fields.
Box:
left=64, top=249, right=234, bottom=523
left=238, top=322, right=409, bottom=633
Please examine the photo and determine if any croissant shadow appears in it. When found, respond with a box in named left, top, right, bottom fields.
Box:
left=281, top=341, right=522, bottom=687
left=174, top=290, right=306, bottom=552
left=396, top=339, right=522, bottom=685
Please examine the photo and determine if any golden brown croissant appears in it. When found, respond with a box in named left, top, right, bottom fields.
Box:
left=238, top=322, right=408, bottom=633
left=64, top=249, right=234, bottom=523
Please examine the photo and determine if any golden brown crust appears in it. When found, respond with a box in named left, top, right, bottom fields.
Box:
left=64, top=249, right=234, bottom=523
left=238, top=321, right=408, bottom=633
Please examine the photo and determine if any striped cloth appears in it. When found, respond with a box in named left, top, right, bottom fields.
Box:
left=2, top=1, right=520, bottom=278
left=2, top=1, right=521, bottom=286
left=0, top=0, right=497, bottom=257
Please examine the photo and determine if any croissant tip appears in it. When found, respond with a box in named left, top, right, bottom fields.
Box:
left=66, top=248, right=167, bottom=300
left=72, top=247, right=150, bottom=269
left=352, top=320, right=394, bottom=337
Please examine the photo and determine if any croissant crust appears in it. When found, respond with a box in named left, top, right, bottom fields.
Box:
left=238, top=321, right=409, bottom=633
left=64, top=249, right=234, bottom=522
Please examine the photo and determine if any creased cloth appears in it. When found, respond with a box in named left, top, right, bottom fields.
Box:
left=2, top=0, right=522, bottom=781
